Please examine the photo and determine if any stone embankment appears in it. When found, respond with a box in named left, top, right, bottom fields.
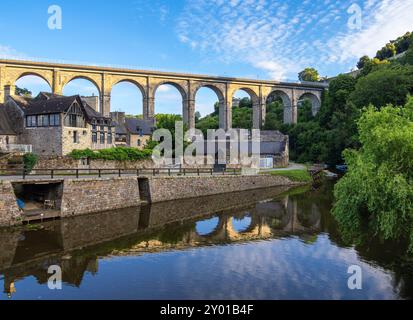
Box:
left=0, top=174, right=302, bottom=226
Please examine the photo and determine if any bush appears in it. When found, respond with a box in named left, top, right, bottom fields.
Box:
left=68, top=146, right=153, bottom=161
left=23, top=153, right=38, bottom=172
left=333, top=97, right=413, bottom=253
left=350, top=65, right=413, bottom=108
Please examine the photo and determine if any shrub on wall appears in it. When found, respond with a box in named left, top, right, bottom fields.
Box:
left=68, top=147, right=153, bottom=161
left=23, top=153, right=38, bottom=172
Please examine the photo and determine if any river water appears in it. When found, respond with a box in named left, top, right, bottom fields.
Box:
left=1, top=182, right=412, bottom=300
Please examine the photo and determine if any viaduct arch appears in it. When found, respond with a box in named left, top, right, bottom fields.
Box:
left=0, top=59, right=326, bottom=129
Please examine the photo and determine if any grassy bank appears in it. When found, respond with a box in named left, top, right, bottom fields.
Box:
left=264, top=169, right=312, bottom=183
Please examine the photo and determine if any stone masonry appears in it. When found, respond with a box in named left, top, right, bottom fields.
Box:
left=0, top=180, right=20, bottom=226
left=145, top=175, right=301, bottom=203
left=60, top=177, right=140, bottom=217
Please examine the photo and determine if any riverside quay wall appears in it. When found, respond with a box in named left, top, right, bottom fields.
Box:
left=0, top=174, right=301, bottom=226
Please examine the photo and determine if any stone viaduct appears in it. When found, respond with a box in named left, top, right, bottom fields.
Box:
left=0, top=59, right=327, bottom=129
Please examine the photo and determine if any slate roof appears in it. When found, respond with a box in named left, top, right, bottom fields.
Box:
left=112, top=120, right=128, bottom=135
left=83, top=102, right=111, bottom=123
left=0, top=104, right=16, bottom=135
left=24, top=95, right=79, bottom=116
left=9, top=92, right=110, bottom=123
left=125, top=118, right=156, bottom=135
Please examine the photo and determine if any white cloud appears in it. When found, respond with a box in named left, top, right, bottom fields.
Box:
left=176, top=0, right=413, bottom=79
left=326, top=0, right=413, bottom=63
left=156, top=85, right=171, bottom=93
left=0, top=44, right=25, bottom=60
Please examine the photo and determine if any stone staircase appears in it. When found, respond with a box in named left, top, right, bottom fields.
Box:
left=0, top=153, right=24, bottom=175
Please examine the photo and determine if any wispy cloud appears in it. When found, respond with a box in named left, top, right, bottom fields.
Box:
left=325, top=0, right=413, bottom=63
left=176, top=0, right=412, bottom=80
left=0, top=44, right=26, bottom=60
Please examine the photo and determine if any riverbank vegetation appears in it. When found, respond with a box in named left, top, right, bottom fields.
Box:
left=197, top=32, right=413, bottom=169
left=333, top=97, right=413, bottom=253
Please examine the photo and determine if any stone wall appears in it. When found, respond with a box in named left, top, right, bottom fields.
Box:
left=145, top=175, right=299, bottom=203
left=0, top=180, right=20, bottom=226
left=23, top=126, right=63, bottom=156
left=61, top=126, right=91, bottom=156
left=60, top=177, right=140, bottom=217
left=34, top=156, right=155, bottom=170
left=129, top=134, right=151, bottom=150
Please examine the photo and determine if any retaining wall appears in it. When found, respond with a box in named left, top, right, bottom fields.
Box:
left=145, top=175, right=299, bottom=203
left=60, top=177, right=140, bottom=217
left=0, top=174, right=301, bottom=227
left=0, top=181, right=20, bottom=226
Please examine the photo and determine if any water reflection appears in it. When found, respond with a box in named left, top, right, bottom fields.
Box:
left=0, top=183, right=412, bottom=300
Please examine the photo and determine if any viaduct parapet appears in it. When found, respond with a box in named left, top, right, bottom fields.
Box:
left=0, top=59, right=327, bottom=129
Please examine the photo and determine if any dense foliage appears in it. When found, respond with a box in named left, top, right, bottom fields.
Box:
left=196, top=101, right=253, bottom=135
left=68, top=146, right=153, bottom=161
left=194, top=32, right=413, bottom=166
left=375, top=32, right=412, bottom=60
left=23, top=153, right=38, bottom=172
left=333, top=97, right=413, bottom=253
left=298, top=67, right=320, bottom=82
left=350, top=65, right=413, bottom=108
left=15, top=86, right=32, bottom=97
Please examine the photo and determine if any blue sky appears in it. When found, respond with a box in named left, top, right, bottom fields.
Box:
left=1, top=0, right=412, bottom=116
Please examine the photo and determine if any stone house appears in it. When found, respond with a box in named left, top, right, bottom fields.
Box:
left=0, top=104, right=18, bottom=151
left=258, top=131, right=289, bottom=168
left=110, top=112, right=155, bottom=150
left=3, top=92, right=114, bottom=156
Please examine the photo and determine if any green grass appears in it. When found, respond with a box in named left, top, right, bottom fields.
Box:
left=265, top=169, right=312, bottom=183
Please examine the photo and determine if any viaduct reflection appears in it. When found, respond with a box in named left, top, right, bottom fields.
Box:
left=0, top=186, right=323, bottom=297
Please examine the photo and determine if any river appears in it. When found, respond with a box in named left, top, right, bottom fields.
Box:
left=0, top=182, right=412, bottom=300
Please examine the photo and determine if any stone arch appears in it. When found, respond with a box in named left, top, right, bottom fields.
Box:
left=230, top=86, right=260, bottom=129
left=62, top=74, right=102, bottom=95
left=109, top=79, right=147, bottom=116
left=192, top=82, right=229, bottom=129
left=298, top=92, right=321, bottom=116
left=193, top=83, right=225, bottom=102
left=12, top=70, right=53, bottom=89
left=153, top=80, right=188, bottom=100
left=111, top=78, right=147, bottom=99
left=266, top=89, right=293, bottom=124
left=229, top=86, right=259, bottom=104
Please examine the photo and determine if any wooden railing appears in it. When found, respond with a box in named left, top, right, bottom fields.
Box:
left=0, top=167, right=241, bottom=179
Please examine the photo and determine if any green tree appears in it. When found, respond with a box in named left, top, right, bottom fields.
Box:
left=232, top=106, right=252, bottom=129
left=195, top=111, right=201, bottom=122
left=298, top=68, right=320, bottom=82
left=297, top=100, right=314, bottom=123
left=238, top=97, right=252, bottom=108
left=401, top=47, right=413, bottom=66
left=15, top=86, right=32, bottom=97
left=358, top=57, right=390, bottom=77
left=195, top=114, right=219, bottom=136
left=333, top=97, right=413, bottom=253
left=350, top=64, right=413, bottom=108
left=357, top=55, right=371, bottom=69
left=318, top=74, right=356, bottom=128
left=263, top=101, right=284, bottom=130
left=376, top=43, right=397, bottom=60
